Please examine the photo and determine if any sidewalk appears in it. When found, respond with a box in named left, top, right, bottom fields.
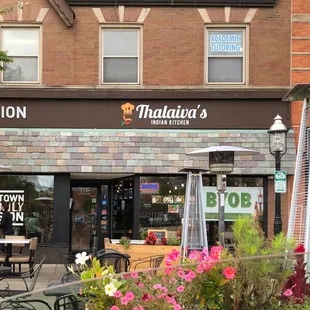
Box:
left=2, top=264, right=67, bottom=307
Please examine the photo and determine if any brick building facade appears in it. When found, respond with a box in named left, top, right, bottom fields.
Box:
left=0, top=0, right=295, bottom=261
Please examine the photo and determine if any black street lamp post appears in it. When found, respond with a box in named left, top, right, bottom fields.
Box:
left=268, top=114, right=288, bottom=235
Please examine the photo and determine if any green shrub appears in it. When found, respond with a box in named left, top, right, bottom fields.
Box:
left=229, top=216, right=295, bottom=310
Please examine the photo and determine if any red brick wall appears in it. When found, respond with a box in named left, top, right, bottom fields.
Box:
left=0, top=0, right=291, bottom=86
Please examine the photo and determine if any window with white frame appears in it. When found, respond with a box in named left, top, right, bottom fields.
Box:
left=2, top=28, right=40, bottom=83
left=206, top=28, right=245, bottom=84
left=102, top=28, right=140, bottom=84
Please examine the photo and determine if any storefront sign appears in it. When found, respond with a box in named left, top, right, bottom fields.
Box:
left=204, top=187, right=264, bottom=221
left=140, top=183, right=160, bottom=192
left=0, top=106, right=26, bottom=119
left=209, top=31, right=243, bottom=55
left=0, top=190, right=24, bottom=226
left=0, top=99, right=290, bottom=130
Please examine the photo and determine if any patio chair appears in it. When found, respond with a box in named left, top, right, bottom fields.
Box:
left=5, top=235, right=26, bottom=255
left=97, top=252, right=130, bottom=273
left=0, top=255, right=46, bottom=297
left=8, top=237, right=38, bottom=274
left=60, top=271, right=81, bottom=283
left=129, top=255, right=165, bottom=275
left=0, top=299, right=52, bottom=310
left=54, top=293, right=86, bottom=310
left=60, top=253, right=79, bottom=273
left=96, top=248, right=121, bottom=257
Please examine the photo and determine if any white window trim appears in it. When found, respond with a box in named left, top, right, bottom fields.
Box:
left=100, top=25, right=142, bottom=86
left=0, top=24, right=42, bottom=85
left=205, top=24, right=249, bottom=86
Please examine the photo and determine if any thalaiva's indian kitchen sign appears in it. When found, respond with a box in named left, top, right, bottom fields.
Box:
left=0, top=99, right=290, bottom=130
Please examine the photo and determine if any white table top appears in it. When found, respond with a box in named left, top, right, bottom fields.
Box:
left=0, top=239, right=30, bottom=244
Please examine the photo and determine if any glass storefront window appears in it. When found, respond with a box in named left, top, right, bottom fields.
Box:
left=202, top=175, right=264, bottom=245
left=139, top=176, right=186, bottom=240
left=0, top=175, right=54, bottom=243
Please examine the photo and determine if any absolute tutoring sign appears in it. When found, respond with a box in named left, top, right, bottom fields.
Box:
left=0, top=190, right=24, bottom=226
left=204, top=187, right=263, bottom=221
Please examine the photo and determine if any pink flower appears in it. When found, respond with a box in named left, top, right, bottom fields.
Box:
left=283, top=289, right=293, bottom=297
left=113, top=291, right=122, bottom=298
left=125, top=291, right=135, bottom=301
left=121, top=297, right=128, bottom=305
left=177, top=270, right=185, bottom=278
left=137, top=282, right=145, bottom=289
left=188, top=271, right=196, bottom=279
left=159, top=286, right=168, bottom=293
left=184, top=274, right=192, bottom=282
left=164, top=267, right=173, bottom=275
left=196, top=265, right=204, bottom=273
left=131, top=271, right=138, bottom=279
left=202, top=247, right=209, bottom=256
left=174, top=305, right=182, bottom=310
left=153, top=283, right=162, bottom=289
left=142, top=293, right=153, bottom=301
left=133, top=306, right=144, bottom=310
left=169, top=277, right=177, bottom=284
left=176, top=285, right=184, bottom=293
left=223, top=266, right=237, bottom=280
left=210, top=245, right=224, bottom=260
left=158, top=293, right=167, bottom=299
left=188, top=250, right=199, bottom=261
left=166, top=249, right=180, bottom=265
left=201, top=256, right=215, bottom=271
left=110, top=306, right=120, bottom=310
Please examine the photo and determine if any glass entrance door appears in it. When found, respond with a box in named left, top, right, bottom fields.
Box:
left=71, top=187, right=98, bottom=252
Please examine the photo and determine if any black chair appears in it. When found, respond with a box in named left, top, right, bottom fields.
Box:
left=54, top=293, right=86, bottom=310
left=0, top=255, right=46, bottom=297
left=60, top=253, right=78, bottom=272
left=97, top=253, right=130, bottom=273
left=60, top=271, right=81, bottom=284
left=96, top=248, right=121, bottom=257
left=0, top=299, right=52, bottom=310
left=130, top=255, right=165, bottom=275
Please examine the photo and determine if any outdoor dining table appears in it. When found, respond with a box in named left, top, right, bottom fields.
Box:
left=43, top=282, right=82, bottom=297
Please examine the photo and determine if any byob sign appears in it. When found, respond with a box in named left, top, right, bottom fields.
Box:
left=274, top=171, right=287, bottom=193
left=204, top=187, right=263, bottom=221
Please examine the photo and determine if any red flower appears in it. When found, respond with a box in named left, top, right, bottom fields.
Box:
left=161, top=238, right=167, bottom=245
left=294, top=244, right=305, bottom=253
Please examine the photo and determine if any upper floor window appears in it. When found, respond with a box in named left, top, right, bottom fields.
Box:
left=102, top=28, right=140, bottom=84
left=2, top=28, right=40, bottom=83
left=206, top=28, right=246, bottom=84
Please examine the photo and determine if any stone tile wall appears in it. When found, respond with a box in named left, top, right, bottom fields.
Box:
left=0, top=129, right=296, bottom=175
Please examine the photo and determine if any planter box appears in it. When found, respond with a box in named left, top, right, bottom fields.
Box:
left=104, top=241, right=180, bottom=271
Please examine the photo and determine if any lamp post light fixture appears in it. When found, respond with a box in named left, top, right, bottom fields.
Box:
left=268, top=114, right=288, bottom=235
left=188, top=146, right=258, bottom=246
left=180, top=168, right=209, bottom=258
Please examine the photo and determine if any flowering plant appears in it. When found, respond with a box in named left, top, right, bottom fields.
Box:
left=119, top=236, right=131, bottom=249
left=69, top=253, right=126, bottom=309
left=70, top=245, right=236, bottom=310
left=144, top=232, right=157, bottom=245
left=161, top=237, right=167, bottom=245
left=282, top=244, right=310, bottom=304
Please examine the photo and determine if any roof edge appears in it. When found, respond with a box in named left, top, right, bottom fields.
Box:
left=49, top=0, right=75, bottom=27
left=0, top=87, right=290, bottom=99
